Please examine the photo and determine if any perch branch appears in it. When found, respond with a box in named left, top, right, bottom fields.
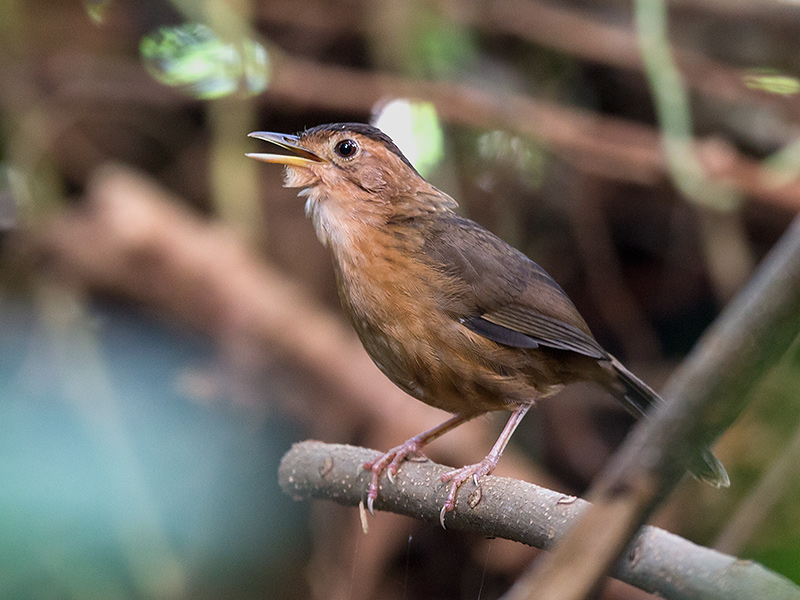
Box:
left=279, top=440, right=800, bottom=600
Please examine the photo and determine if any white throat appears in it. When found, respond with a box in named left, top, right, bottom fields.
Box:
left=302, top=186, right=361, bottom=250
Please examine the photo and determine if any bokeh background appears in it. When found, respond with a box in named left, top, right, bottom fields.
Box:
left=2, top=0, right=800, bottom=598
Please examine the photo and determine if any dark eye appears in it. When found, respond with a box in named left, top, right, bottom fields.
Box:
left=334, top=139, right=359, bottom=158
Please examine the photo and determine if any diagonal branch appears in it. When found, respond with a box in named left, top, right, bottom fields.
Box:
left=504, top=203, right=800, bottom=599
left=279, top=440, right=800, bottom=600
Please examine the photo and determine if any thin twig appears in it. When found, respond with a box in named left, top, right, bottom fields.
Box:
left=278, top=440, right=800, bottom=600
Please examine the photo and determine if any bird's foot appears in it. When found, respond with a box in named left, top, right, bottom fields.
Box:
left=438, top=456, right=499, bottom=528
left=363, top=439, right=427, bottom=515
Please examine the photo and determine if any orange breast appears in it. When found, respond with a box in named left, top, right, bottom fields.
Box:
left=331, top=231, right=564, bottom=415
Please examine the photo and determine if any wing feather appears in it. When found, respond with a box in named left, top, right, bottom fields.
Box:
left=422, top=214, right=607, bottom=359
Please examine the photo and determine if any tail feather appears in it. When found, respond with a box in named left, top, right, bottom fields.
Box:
left=607, top=355, right=662, bottom=418
left=606, top=355, right=730, bottom=489
left=692, top=449, right=731, bottom=488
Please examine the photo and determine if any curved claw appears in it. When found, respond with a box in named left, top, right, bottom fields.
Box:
left=366, top=468, right=381, bottom=515
left=436, top=456, right=499, bottom=525
left=361, top=439, right=428, bottom=516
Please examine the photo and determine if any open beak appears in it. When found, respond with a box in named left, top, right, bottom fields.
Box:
left=246, top=131, right=325, bottom=167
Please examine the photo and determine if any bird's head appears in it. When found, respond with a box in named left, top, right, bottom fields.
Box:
left=247, top=124, right=456, bottom=247
left=248, top=123, right=421, bottom=194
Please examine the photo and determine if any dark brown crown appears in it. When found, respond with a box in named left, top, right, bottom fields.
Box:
left=301, top=123, right=419, bottom=174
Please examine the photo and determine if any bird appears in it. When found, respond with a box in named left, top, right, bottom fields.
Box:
left=247, top=122, right=729, bottom=526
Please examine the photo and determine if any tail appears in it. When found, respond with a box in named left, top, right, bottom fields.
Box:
left=606, top=355, right=730, bottom=488
left=691, top=448, right=730, bottom=488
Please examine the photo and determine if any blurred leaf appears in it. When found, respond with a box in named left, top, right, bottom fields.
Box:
left=372, top=99, right=444, bottom=177
left=744, top=69, right=800, bottom=96
left=140, top=24, right=269, bottom=100
left=83, top=0, right=113, bottom=24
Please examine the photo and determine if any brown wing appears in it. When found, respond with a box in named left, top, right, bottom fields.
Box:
left=422, top=214, right=607, bottom=360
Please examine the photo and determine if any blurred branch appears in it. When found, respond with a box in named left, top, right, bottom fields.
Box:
left=636, top=0, right=737, bottom=211
left=279, top=440, right=800, bottom=600
left=8, top=48, right=800, bottom=210
left=204, top=0, right=261, bottom=237
left=567, top=179, right=662, bottom=360
left=665, top=0, right=800, bottom=21
left=475, top=0, right=800, bottom=123
left=505, top=204, right=800, bottom=599
left=258, top=0, right=800, bottom=126
left=634, top=0, right=755, bottom=301
left=271, top=57, right=800, bottom=213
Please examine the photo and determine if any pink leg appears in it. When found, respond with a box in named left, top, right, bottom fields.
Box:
left=363, top=414, right=471, bottom=514
left=439, top=405, right=531, bottom=527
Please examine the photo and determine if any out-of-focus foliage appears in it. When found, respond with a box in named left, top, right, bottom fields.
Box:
left=372, top=99, right=444, bottom=177
left=82, top=0, right=113, bottom=24
left=140, top=24, right=270, bottom=99
left=743, top=69, right=800, bottom=96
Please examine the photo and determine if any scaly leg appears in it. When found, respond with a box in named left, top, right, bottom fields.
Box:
left=363, top=414, right=471, bottom=514
left=439, top=404, right=531, bottom=527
